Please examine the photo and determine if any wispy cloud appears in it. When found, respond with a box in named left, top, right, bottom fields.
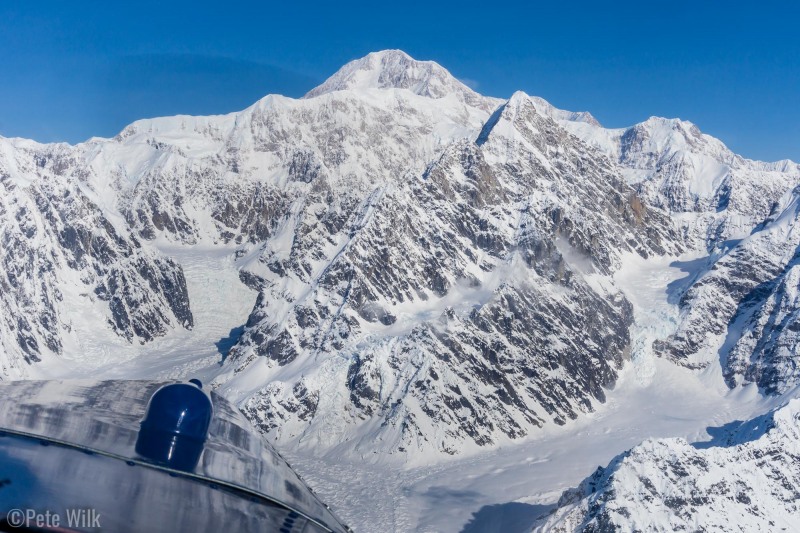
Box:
left=458, top=77, right=480, bottom=90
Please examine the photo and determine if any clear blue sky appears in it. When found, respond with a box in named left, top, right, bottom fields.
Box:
left=1, top=1, right=798, bottom=162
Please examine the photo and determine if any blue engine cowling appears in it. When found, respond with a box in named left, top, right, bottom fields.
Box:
left=135, top=381, right=213, bottom=471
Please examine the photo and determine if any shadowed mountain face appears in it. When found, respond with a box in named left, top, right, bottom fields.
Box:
left=1, top=50, right=799, bottom=460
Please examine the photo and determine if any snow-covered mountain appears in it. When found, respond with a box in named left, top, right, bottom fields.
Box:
left=228, top=86, right=682, bottom=455
left=557, top=113, right=800, bottom=248
left=0, top=50, right=690, bottom=456
left=304, top=49, right=495, bottom=112
left=2, top=51, right=800, bottom=527
left=538, top=88, right=800, bottom=393
left=534, top=396, right=800, bottom=532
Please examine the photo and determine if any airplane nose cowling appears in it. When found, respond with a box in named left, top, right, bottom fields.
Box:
left=135, top=381, right=213, bottom=471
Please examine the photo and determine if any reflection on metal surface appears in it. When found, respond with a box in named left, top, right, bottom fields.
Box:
left=0, top=380, right=349, bottom=533
left=135, top=382, right=213, bottom=471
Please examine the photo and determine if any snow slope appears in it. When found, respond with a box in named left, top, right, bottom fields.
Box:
left=534, top=396, right=800, bottom=532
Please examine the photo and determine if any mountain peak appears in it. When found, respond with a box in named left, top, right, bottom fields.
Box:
left=304, top=50, right=492, bottom=109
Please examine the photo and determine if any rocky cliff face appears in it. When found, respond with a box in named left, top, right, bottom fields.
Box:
left=546, top=83, right=800, bottom=395
left=653, top=187, right=800, bottom=392
left=228, top=89, right=682, bottom=455
left=0, top=139, right=192, bottom=376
